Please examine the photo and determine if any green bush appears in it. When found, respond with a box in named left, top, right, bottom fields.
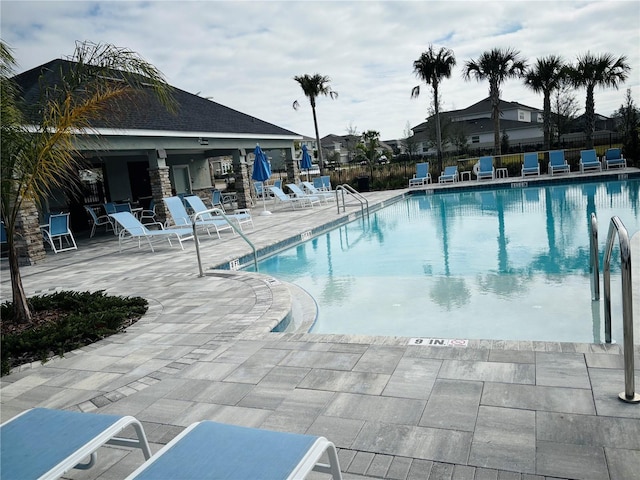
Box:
left=1, top=291, right=148, bottom=375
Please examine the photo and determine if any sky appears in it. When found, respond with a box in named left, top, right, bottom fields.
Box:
left=1, top=0, right=639, bottom=141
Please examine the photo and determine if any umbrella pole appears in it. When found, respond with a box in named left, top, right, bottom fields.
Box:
left=260, top=184, right=272, bottom=216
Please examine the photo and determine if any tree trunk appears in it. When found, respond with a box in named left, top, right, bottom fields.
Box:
left=490, top=81, right=501, bottom=160
left=311, top=99, right=324, bottom=176
left=7, top=232, right=32, bottom=324
left=433, top=82, right=443, bottom=173
left=543, top=91, right=551, bottom=150
left=584, top=85, right=595, bottom=150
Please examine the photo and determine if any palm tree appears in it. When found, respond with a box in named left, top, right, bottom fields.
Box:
left=411, top=45, right=456, bottom=172
left=567, top=52, right=630, bottom=149
left=1, top=40, right=175, bottom=324
left=293, top=74, right=338, bottom=175
left=524, top=55, right=566, bottom=150
left=463, top=47, right=527, bottom=156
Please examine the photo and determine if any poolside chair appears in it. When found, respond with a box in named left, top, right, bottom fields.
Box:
left=548, top=150, right=570, bottom=175
left=302, top=181, right=335, bottom=203
left=41, top=213, right=78, bottom=253
left=476, top=156, right=495, bottom=180
left=409, top=162, right=431, bottom=187
left=579, top=149, right=602, bottom=173
left=521, top=152, right=540, bottom=177
left=109, top=211, right=194, bottom=252
left=603, top=148, right=626, bottom=170
left=164, top=196, right=234, bottom=238
left=84, top=205, right=114, bottom=237
left=211, top=189, right=224, bottom=209
left=184, top=195, right=254, bottom=232
left=439, top=165, right=459, bottom=183
left=286, top=183, right=322, bottom=206
left=314, top=175, right=333, bottom=192
left=1, top=408, right=151, bottom=479
left=269, top=186, right=314, bottom=210
left=125, top=421, right=342, bottom=480
left=138, top=199, right=156, bottom=224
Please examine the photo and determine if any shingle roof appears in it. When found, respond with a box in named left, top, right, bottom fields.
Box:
left=12, top=59, right=298, bottom=137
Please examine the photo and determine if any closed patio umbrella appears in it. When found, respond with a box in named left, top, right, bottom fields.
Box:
left=251, top=144, right=272, bottom=216
left=300, top=144, right=313, bottom=179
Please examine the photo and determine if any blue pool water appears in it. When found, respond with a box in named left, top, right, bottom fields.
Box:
left=250, top=179, right=639, bottom=343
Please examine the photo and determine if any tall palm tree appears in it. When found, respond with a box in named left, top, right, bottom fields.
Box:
left=524, top=55, right=566, bottom=150
left=567, top=52, right=630, bottom=149
left=463, top=47, right=527, bottom=156
left=1, top=40, right=175, bottom=324
left=411, top=45, right=456, bottom=172
left=293, top=74, right=338, bottom=175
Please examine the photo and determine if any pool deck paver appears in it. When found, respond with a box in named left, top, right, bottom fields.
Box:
left=2, top=171, right=640, bottom=480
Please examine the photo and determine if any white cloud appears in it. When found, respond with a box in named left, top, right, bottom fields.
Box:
left=2, top=0, right=639, bottom=140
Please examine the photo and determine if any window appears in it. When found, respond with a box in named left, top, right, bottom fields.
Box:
left=519, top=112, right=525, bottom=120
left=471, top=136, right=480, bottom=144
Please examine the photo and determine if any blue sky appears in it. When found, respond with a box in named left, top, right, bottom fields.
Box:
left=2, top=0, right=638, bottom=140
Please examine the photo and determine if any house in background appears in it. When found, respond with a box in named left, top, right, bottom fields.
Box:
left=411, top=97, right=545, bottom=155
left=12, top=58, right=302, bottom=263
left=320, top=134, right=392, bottom=165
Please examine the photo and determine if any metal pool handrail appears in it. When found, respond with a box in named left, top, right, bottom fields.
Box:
left=603, top=215, right=639, bottom=403
left=335, top=184, right=369, bottom=217
left=192, top=208, right=258, bottom=276
left=590, top=213, right=600, bottom=301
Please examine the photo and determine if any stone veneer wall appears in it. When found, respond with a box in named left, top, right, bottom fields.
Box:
left=15, top=198, right=46, bottom=266
left=149, top=167, right=172, bottom=225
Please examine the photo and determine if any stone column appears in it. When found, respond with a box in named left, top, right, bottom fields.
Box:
left=15, top=197, right=46, bottom=265
left=147, top=149, right=173, bottom=225
left=284, top=146, right=299, bottom=185
left=232, top=149, right=251, bottom=209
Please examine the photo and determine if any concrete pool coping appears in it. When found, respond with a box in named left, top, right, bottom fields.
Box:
left=1, top=169, right=640, bottom=479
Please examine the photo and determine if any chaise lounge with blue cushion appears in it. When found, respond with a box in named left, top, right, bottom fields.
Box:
left=0, top=408, right=151, bottom=480
left=270, top=186, right=315, bottom=210
left=164, top=196, right=234, bottom=238
left=476, top=156, right=495, bottom=180
left=184, top=195, right=254, bottom=232
left=409, top=162, right=431, bottom=187
left=125, top=420, right=342, bottom=480
left=109, top=211, right=194, bottom=252
left=439, top=165, right=459, bottom=183
left=579, top=149, right=602, bottom=173
left=548, top=150, right=570, bottom=176
left=603, top=148, right=626, bottom=170
left=301, top=181, right=335, bottom=203
left=521, top=152, right=540, bottom=177
left=286, top=183, right=322, bottom=207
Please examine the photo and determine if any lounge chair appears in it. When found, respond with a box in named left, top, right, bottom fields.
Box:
left=138, top=200, right=156, bottom=224
left=286, top=183, right=322, bottom=206
left=84, top=205, right=114, bottom=237
left=109, top=211, right=194, bottom=252
left=184, top=195, right=254, bottom=232
left=476, top=156, right=495, bottom=180
left=603, top=148, right=626, bottom=169
left=301, top=181, right=335, bottom=203
left=125, top=421, right=342, bottom=480
left=521, top=152, right=540, bottom=177
left=269, top=186, right=314, bottom=210
left=579, top=149, right=602, bottom=173
left=41, top=213, right=78, bottom=253
left=164, top=196, right=234, bottom=238
left=548, top=150, right=570, bottom=175
left=0, top=407, right=151, bottom=479
left=439, top=165, right=459, bottom=183
left=314, top=175, right=333, bottom=192
left=409, top=162, right=431, bottom=187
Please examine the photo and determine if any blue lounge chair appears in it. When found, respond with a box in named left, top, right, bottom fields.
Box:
left=184, top=195, right=253, bottom=232
left=84, top=205, right=114, bottom=237
left=603, top=148, right=626, bottom=170
left=41, top=213, right=78, bottom=253
left=439, top=165, right=459, bottom=183
left=301, top=181, right=335, bottom=203
left=125, top=421, right=342, bottom=480
left=109, top=211, right=194, bottom=252
left=286, top=183, right=322, bottom=206
left=314, top=175, right=333, bottom=192
left=521, top=152, right=540, bottom=177
left=1, top=408, right=151, bottom=479
left=409, top=162, right=431, bottom=187
left=549, top=150, right=570, bottom=175
left=579, top=149, right=602, bottom=173
left=269, top=186, right=314, bottom=209
left=476, top=156, right=495, bottom=180
left=164, top=196, right=234, bottom=238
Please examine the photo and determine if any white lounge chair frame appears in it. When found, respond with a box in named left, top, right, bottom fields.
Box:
left=109, top=211, right=194, bottom=252
left=41, top=213, right=78, bottom=253
left=439, top=166, right=459, bottom=183
left=409, top=162, right=431, bottom=187
left=269, top=186, right=314, bottom=210
left=84, top=205, right=114, bottom=237
left=184, top=195, right=254, bottom=232
left=286, top=183, right=322, bottom=207
left=521, top=152, right=540, bottom=177
left=476, top=156, right=495, bottom=180
left=125, top=421, right=342, bottom=480
left=164, top=196, right=234, bottom=238
left=549, top=150, right=570, bottom=176
left=603, top=148, right=627, bottom=170
left=301, top=181, right=335, bottom=204
left=0, top=408, right=151, bottom=480
left=579, top=149, right=602, bottom=173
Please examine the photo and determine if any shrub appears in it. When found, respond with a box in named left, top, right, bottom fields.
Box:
left=1, top=291, right=148, bottom=375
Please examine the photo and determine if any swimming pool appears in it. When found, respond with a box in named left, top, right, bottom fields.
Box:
left=250, top=179, right=639, bottom=343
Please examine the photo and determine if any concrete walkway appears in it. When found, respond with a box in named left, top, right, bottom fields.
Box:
left=1, top=180, right=640, bottom=480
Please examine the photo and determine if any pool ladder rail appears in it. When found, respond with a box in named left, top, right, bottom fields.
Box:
left=335, top=184, right=369, bottom=217
left=590, top=213, right=639, bottom=403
